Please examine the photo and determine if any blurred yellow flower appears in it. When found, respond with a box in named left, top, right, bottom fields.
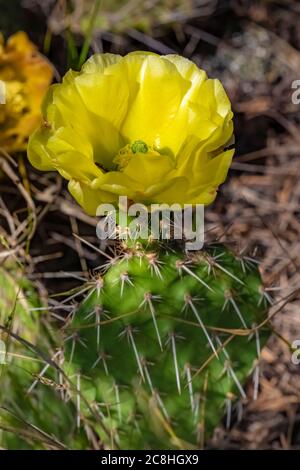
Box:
left=0, top=32, right=53, bottom=153
left=28, top=52, right=234, bottom=215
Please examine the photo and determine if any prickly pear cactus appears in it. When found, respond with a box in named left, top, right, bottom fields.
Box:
left=65, top=241, right=271, bottom=449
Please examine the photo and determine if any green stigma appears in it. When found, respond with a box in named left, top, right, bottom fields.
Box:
left=114, top=140, right=155, bottom=170
left=131, top=140, right=148, bottom=154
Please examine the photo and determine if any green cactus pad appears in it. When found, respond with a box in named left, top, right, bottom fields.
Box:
left=65, top=243, right=271, bottom=449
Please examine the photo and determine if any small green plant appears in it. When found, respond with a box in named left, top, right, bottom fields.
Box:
left=0, top=265, right=87, bottom=449
left=48, top=0, right=204, bottom=38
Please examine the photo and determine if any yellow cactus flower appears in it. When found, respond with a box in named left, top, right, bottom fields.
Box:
left=28, top=52, right=234, bottom=215
left=0, top=32, right=53, bottom=153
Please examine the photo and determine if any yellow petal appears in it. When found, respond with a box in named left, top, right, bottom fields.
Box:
left=47, top=126, right=94, bottom=160
left=27, top=126, right=55, bottom=171
left=144, top=177, right=189, bottom=204
left=186, top=148, right=235, bottom=203
left=68, top=180, right=118, bottom=215
left=46, top=70, right=125, bottom=169
left=74, top=73, right=129, bottom=127
left=81, top=53, right=122, bottom=74
left=53, top=150, right=102, bottom=182
left=91, top=172, right=139, bottom=198
left=164, top=54, right=207, bottom=101
left=6, top=31, right=36, bottom=53
left=121, top=54, right=190, bottom=156
left=122, top=151, right=175, bottom=188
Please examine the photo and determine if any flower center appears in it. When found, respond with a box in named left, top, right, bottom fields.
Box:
left=114, top=140, right=157, bottom=171
left=130, top=140, right=148, bottom=154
